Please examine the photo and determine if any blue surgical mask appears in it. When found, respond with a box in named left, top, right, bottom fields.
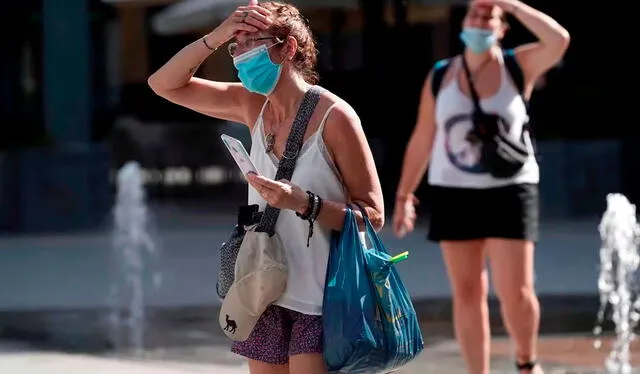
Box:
left=233, top=45, right=283, bottom=96
left=459, top=27, right=497, bottom=54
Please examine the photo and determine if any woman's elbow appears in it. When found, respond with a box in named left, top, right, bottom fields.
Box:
left=352, top=202, right=384, bottom=232
left=558, top=26, right=570, bottom=45
left=369, top=207, right=385, bottom=232
left=371, top=215, right=385, bottom=232
left=147, top=74, right=162, bottom=94
left=147, top=69, right=181, bottom=95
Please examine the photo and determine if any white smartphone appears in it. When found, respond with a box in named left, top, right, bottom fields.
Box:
left=220, top=134, right=258, bottom=176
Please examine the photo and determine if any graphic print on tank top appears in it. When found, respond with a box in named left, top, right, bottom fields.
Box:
left=443, top=112, right=511, bottom=174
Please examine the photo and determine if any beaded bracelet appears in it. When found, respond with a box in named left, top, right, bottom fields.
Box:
left=295, top=191, right=324, bottom=247
left=305, top=194, right=323, bottom=247
left=296, top=191, right=315, bottom=220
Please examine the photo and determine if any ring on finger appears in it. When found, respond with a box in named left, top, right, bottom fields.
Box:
left=241, top=11, right=248, bottom=21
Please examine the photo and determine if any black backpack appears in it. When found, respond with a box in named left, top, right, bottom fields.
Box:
left=430, top=49, right=532, bottom=179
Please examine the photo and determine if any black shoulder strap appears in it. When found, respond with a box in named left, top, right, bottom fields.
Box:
left=461, top=56, right=484, bottom=113
left=430, top=58, right=452, bottom=99
left=257, top=86, right=322, bottom=235
left=431, top=52, right=525, bottom=101
left=502, top=48, right=532, bottom=134
left=502, top=49, right=526, bottom=102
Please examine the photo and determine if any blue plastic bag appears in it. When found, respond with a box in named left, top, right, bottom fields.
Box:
left=322, top=205, right=424, bottom=373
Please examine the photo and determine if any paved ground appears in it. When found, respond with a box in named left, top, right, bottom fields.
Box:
left=0, top=204, right=626, bottom=373
left=0, top=205, right=603, bottom=311
left=0, top=295, right=633, bottom=373
left=3, top=332, right=639, bottom=373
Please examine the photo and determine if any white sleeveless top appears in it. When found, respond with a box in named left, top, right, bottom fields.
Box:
left=428, top=55, right=539, bottom=188
left=248, top=100, right=346, bottom=315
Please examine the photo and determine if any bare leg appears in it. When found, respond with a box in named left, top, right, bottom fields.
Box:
left=487, top=238, right=542, bottom=373
left=441, top=240, right=490, bottom=374
left=289, top=353, right=327, bottom=374
left=248, top=359, right=289, bottom=374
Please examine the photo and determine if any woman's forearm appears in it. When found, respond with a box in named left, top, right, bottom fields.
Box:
left=396, top=134, right=433, bottom=199
left=147, top=33, right=225, bottom=91
left=510, top=2, right=570, bottom=46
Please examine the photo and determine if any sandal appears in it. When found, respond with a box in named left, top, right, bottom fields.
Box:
left=516, top=360, right=539, bottom=372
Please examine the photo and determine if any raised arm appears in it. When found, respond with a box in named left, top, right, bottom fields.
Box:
left=147, top=4, right=271, bottom=126
left=485, top=0, right=570, bottom=91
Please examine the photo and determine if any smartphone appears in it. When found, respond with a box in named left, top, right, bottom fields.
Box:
left=220, top=134, right=258, bottom=176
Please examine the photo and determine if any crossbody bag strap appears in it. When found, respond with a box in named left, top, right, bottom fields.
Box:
left=257, top=86, right=323, bottom=235
left=461, top=56, right=484, bottom=114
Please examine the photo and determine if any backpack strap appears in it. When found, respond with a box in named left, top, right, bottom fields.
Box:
left=502, top=49, right=534, bottom=140
left=502, top=49, right=526, bottom=103
left=430, top=58, right=452, bottom=99
left=431, top=51, right=525, bottom=101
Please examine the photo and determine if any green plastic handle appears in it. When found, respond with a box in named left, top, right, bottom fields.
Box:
left=389, top=251, right=409, bottom=264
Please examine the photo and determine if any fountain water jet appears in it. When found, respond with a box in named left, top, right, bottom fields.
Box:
left=594, top=193, right=640, bottom=374
left=107, top=161, right=162, bottom=356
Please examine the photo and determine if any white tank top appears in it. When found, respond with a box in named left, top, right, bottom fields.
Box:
left=248, top=101, right=346, bottom=315
left=428, top=55, right=539, bottom=188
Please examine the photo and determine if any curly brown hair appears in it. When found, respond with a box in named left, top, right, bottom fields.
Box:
left=259, top=1, right=319, bottom=84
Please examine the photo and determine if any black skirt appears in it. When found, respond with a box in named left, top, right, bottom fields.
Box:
left=427, top=183, right=539, bottom=242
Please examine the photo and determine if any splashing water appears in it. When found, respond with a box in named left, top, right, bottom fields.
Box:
left=107, top=161, right=162, bottom=356
left=594, top=193, right=640, bottom=373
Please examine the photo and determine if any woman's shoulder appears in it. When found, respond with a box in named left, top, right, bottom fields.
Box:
left=312, top=87, right=365, bottom=154
left=315, top=86, right=359, bottom=123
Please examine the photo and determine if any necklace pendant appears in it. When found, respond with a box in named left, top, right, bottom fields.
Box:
left=265, top=133, right=275, bottom=154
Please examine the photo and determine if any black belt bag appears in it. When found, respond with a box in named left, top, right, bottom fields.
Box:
left=462, top=55, right=530, bottom=179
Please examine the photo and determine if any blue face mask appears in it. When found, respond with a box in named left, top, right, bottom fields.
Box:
left=459, top=27, right=497, bottom=54
left=233, top=45, right=283, bottom=96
